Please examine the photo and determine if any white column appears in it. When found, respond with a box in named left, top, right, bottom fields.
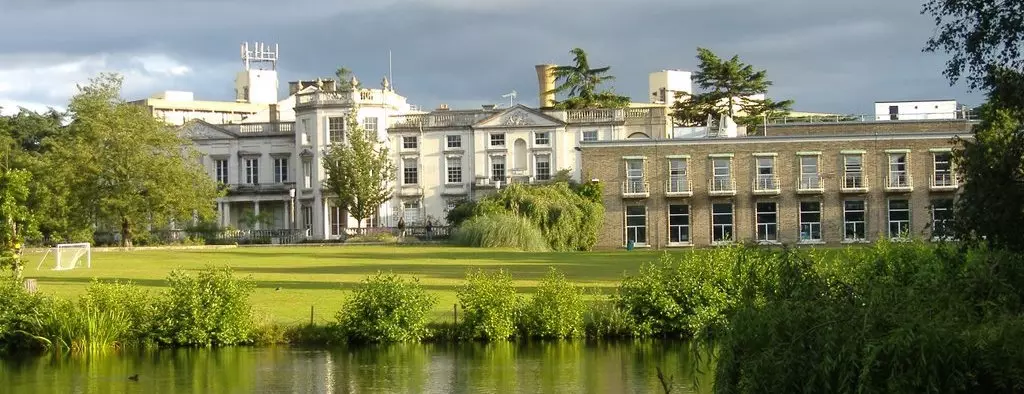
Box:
left=222, top=201, right=231, bottom=228
left=254, top=201, right=261, bottom=230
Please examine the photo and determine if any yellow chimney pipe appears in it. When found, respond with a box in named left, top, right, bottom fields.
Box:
left=535, top=64, right=556, bottom=108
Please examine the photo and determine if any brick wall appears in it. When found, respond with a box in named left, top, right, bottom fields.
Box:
left=582, top=132, right=968, bottom=249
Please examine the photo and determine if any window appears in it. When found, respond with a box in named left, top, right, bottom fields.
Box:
left=402, top=136, right=418, bottom=150
left=933, top=152, right=953, bottom=186
left=491, top=156, right=506, bottom=181
left=302, top=205, right=312, bottom=230
left=800, top=155, right=821, bottom=189
left=402, top=200, right=421, bottom=224
left=535, top=155, right=551, bottom=181
left=330, top=205, right=342, bottom=237
left=490, top=133, right=506, bottom=147
left=668, top=204, right=690, bottom=244
left=625, top=158, right=645, bottom=193
left=799, top=201, right=822, bottom=242
left=328, top=117, right=345, bottom=143
left=362, top=117, right=378, bottom=134
left=582, top=130, right=598, bottom=142
left=712, top=158, right=732, bottom=190
left=712, top=203, right=733, bottom=243
left=888, top=153, right=909, bottom=187
left=403, top=158, right=418, bottom=185
left=754, top=157, right=776, bottom=190
left=756, top=202, right=778, bottom=243
left=625, top=205, right=647, bottom=246
left=446, top=135, right=461, bottom=149
left=302, top=160, right=312, bottom=189
left=446, top=156, right=462, bottom=184
left=534, top=132, right=550, bottom=145
left=244, top=158, right=259, bottom=184
left=273, top=158, right=288, bottom=183
left=888, top=199, right=911, bottom=239
left=843, top=200, right=867, bottom=241
left=668, top=159, right=688, bottom=192
left=843, top=154, right=864, bottom=188
left=931, top=198, right=954, bottom=239
left=214, top=159, right=228, bottom=184
left=301, top=119, right=310, bottom=145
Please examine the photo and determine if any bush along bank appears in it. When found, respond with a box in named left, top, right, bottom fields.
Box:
left=3, top=241, right=1024, bottom=393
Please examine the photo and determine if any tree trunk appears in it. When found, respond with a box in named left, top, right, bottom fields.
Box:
left=121, top=216, right=133, bottom=248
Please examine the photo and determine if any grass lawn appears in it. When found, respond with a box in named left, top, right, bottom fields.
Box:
left=21, top=245, right=669, bottom=325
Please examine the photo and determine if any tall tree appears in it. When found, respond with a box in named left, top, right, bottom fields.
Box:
left=951, top=101, right=1024, bottom=252
left=56, top=73, right=221, bottom=247
left=549, top=48, right=630, bottom=109
left=0, top=167, right=37, bottom=279
left=672, top=48, right=793, bottom=129
left=322, top=111, right=395, bottom=229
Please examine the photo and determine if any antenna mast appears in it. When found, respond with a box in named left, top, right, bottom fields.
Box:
left=240, top=42, right=279, bottom=71
left=388, top=50, right=393, bottom=90
left=501, top=90, right=518, bottom=107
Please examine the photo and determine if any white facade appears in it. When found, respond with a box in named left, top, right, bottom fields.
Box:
left=649, top=70, right=693, bottom=107
left=874, top=100, right=960, bottom=121
left=387, top=104, right=671, bottom=226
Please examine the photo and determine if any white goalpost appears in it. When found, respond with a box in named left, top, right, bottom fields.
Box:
left=36, top=243, right=92, bottom=271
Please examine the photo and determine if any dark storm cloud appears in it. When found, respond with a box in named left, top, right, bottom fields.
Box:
left=0, top=0, right=984, bottom=114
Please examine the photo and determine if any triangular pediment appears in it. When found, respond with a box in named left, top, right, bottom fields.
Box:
left=474, top=104, right=564, bottom=128
left=179, top=120, right=237, bottom=140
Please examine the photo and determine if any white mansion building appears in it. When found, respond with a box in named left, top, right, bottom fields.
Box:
left=147, top=43, right=678, bottom=240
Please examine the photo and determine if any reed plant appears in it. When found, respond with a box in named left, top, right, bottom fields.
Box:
left=451, top=213, right=549, bottom=252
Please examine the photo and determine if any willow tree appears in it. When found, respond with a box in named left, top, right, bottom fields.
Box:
left=549, top=48, right=630, bottom=109
left=322, top=113, right=395, bottom=229
left=672, top=48, right=793, bottom=128
left=56, top=74, right=221, bottom=247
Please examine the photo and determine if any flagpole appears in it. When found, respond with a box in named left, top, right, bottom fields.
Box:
left=388, top=50, right=393, bottom=90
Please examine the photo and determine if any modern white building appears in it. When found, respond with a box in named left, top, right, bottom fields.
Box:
left=874, top=99, right=964, bottom=121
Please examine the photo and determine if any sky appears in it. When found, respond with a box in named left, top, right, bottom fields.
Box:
left=0, top=0, right=985, bottom=116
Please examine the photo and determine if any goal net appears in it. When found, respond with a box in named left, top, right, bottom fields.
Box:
left=36, top=243, right=92, bottom=271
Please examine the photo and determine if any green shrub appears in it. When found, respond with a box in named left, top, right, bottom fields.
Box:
left=154, top=266, right=256, bottom=347
left=452, top=213, right=549, bottom=252
left=0, top=279, right=46, bottom=352
left=346, top=233, right=399, bottom=244
left=467, top=182, right=604, bottom=251
left=458, top=269, right=521, bottom=340
left=521, top=268, right=585, bottom=338
left=583, top=300, right=634, bottom=338
left=82, top=279, right=154, bottom=343
left=337, top=272, right=436, bottom=343
left=616, top=249, right=745, bottom=338
left=445, top=199, right=477, bottom=227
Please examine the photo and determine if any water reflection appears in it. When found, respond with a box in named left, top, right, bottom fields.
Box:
left=2, top=341, right=713, bottom=393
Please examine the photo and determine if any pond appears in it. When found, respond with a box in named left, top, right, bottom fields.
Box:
left=1, top=341, right=713, bottom=393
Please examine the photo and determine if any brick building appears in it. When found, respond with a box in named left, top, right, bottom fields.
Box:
left=580, top=118, right=975, bottom=249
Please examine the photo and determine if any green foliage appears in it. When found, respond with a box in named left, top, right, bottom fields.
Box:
left=550, top=48, right=630, bottom=109
left=573, top=179, right=603, bottom=204
left=238, top=210, right=275, bottom=231
left=81, top=279, right=155, bottom=342
left=950, top=103, right=1024, bottom=252
left=672, top=48, right=793, bottom=128
left=346, top=232, right=399, bottom=244
left=0, top=278, right=46, bottom=353
left=0, top=168, right=37, bottom=277
left=583, top=300, right=635, bottom=338
left=922, top=0, right=1024, bottom=89
left=457, top=269, right=521, bottom=341
left=712, top=242, right=1024, bottom=393
left=521, top=268, right=585, bottom=338
left=322, top=110, right=395, bottom=228
left=56, top=74, right=221, bottom=247
left=616, top=249, right=746, bottom=338
left=451, top=213, right=549, bottom=252
left=469, top=182, right=604, bottom=251
left=445, top=199, right=476, bottom=227
left=337, top=272, right=436, bottom=343
left=154, top=266, right=256, bottom=347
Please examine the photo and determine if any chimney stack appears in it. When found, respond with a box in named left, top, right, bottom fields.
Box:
left=535, top=64, right=556, bottom=108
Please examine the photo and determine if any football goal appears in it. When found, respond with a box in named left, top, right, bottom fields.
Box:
left=36, top=243, right=92, bottom=271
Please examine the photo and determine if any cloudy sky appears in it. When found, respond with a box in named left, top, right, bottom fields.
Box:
left=0, top=0, right=983, bottom=116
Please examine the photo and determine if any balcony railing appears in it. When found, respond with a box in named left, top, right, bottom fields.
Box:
left=709, top=177, right=737, bottom=196
left=622, top=180, right=650, bottom=198
left=665, top=177, right=692, bottom=197
left=797, top=174, right=825, bottom=194
left=390, top=112, right=495, bottom=128
left=566, top=108, right=625, bottom=123
left=227, top=182, right=296, bottom=194
left=752, top=174, right=780, bottom=195
left=220, top=122, right=294, bottom=134
left=841, top=174, right=869, bottom=193
left=397, top=185, right=424, bottom=197
left=930, top=173, right=959, bottom=191
left=885, top=173, right=914, bottom=192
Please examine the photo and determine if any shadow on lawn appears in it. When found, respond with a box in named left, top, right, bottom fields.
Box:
left=231, top=261, right=639, bottom=282
left=213, top=249, right=667, bottom=265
